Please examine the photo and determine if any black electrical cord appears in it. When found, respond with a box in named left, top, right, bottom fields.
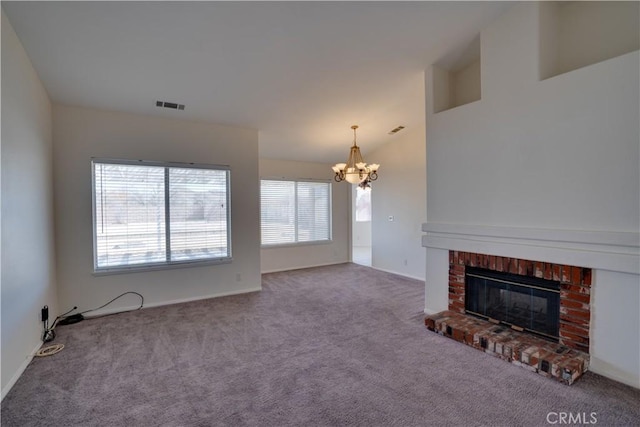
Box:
left=56, top=306, right=78, bottom=321
left=43, top=305, right=78, bottom=342
left=45, top=293, right=144, bottom=336
left=80, top=291, right=144, bottom=317
left=41, top=293, right=143, bottom=344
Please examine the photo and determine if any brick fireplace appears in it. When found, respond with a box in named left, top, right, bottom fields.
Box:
left=447, top=251, right=591, bottom=353
left=425, top=250, right=594, bottom=385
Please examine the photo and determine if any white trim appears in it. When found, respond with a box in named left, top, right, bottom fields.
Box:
left=261, top=261, right=346, bottom=275
left=370, top=266, right=425, bottom=282
left=424, top=308, right=440, bottom=316
left=590, top=357, right=640, bottom=389
left=92, top=257, right=233, bottom=276
left=422, top=223, right=639, bottom=247
left=262, top=262, right=426, bottom=281
left=84, top=286, right=262, bottom=318
left=422, top=222, right=639, bottom=274
left=1, top=341, right=42, bottom=401
left=261, top=240, right=333, bottom=250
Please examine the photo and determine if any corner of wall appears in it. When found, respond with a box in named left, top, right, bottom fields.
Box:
left=1, top=9, right=58, bottom=398
left=368, top=126, right=426, bottom=281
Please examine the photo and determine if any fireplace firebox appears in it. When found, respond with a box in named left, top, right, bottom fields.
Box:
left=448, top=251, right=591, bottom=352
left=465, top=267, right=560, bottom=341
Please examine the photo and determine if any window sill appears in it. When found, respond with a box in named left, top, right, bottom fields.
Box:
left=93, top=257, right=233, bottom=276
left=261, top=240, right=333, bottom=249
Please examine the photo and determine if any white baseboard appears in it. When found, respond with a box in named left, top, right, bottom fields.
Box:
left=84, top=286, right=262, bottom=318
left=1, top=340, right=43, bottom=401
left=263, top=262, right=426, bottom=283
left=424, top=308, right=440, bottom=316
left=370, top=266, right=425, bottom=282
left=589, top=356, right=640, bottom=389
left=261, top=261, right=347, bottom=275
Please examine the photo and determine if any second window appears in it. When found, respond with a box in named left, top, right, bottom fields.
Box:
left=260, top=179, right=331, bottom=246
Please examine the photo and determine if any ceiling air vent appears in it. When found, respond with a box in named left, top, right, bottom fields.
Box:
left=388, top=125, right=405, bottom=135
left=156, top=101, right=185, bottom=111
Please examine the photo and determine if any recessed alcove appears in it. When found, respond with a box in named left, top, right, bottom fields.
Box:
left=540, top=1, right=640, bottom=80
left=432, top=35, right=481, bottom=113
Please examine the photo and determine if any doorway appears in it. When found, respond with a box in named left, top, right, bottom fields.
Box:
left=352, top=186, right=371, bottom=266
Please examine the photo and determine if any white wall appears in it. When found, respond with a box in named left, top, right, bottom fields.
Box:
left=1, top=10, right=58, bottom=398
left=428, top=10, right=639, bottom=231
left=259, top=158, right=350, bottom=273
left=368, top=125, right=426, bottom=281
left=591, top=270, right=640, bottom=387
left=424, top=3, right=639, bottom=388
left=52, top=105, right=261, bottom=315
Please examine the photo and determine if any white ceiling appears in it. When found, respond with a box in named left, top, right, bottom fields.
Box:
left=3, top=1, right=513, bottom=163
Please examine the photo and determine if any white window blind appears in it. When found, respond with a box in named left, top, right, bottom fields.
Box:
left=261, top=179, right=331, bottom=246
left=297, top=181, right=330, bottom=242
left=93, top=160, right=230, bottom=272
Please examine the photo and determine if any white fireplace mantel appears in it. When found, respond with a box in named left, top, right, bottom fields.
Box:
left=422, top=222, right=639, bottom=275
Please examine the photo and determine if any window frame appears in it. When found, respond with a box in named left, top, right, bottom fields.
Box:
left=260, top=177, right=332, bottom=248
left=91, top=158, right=232, bottom=275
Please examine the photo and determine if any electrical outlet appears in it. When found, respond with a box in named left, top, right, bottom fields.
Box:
left=403, top=259, right=408, bottom=266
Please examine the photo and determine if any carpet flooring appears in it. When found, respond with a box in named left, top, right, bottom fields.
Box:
left=2, top=263, right=639, bottom=426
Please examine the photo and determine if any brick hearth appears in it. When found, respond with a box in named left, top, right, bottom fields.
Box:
left=425, top=311, right=589, bottom=385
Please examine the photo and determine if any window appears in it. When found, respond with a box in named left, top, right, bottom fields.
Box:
left=92, top=159, right=231, bottom=272
left=261, top=179, right=331, bottom=246
left=355, top=187, right=371, bottom=222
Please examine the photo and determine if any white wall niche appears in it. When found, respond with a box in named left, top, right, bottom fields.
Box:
left=432, top=35, right=481, bottom=113
left=540, top=1, right=640, bottom=80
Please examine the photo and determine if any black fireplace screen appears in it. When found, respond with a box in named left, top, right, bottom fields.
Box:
left=465, top=267, right=560, bottom=340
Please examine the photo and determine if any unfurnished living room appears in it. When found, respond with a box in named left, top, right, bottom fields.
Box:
left=2, top=1, right=639, bottom=426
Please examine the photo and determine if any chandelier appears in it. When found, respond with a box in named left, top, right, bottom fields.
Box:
left=331, top=125, right=380, bottom=189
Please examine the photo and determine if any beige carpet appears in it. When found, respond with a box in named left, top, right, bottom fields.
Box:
left=2, top=263, right=639, bottom=426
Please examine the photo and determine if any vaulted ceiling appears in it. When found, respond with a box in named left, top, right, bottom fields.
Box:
left=3, top=1, right=513, bottom=163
